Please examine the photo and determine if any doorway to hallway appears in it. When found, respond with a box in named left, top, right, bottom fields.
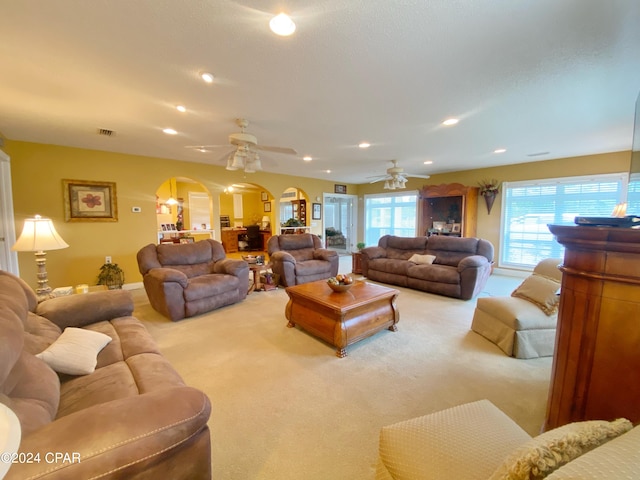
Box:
left=322, top=193, right=357, bottom=255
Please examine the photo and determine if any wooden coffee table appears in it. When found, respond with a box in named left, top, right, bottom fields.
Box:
left=285, top=280, right=399, bottom=357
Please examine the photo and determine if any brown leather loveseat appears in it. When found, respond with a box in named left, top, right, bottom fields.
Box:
left=137, top=239, right=249, bottom=321
left=0, top=270, right=212, bottom=480
left=361, top=235, right=494, bottom=300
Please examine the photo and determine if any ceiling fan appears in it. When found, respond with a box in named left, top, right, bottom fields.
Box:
left=367, top=160, right=431, bottom=189
left=186, top=118, right=297, bottom=173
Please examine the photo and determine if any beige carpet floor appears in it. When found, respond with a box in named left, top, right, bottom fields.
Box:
left=131, top=263, right=551, bottom=480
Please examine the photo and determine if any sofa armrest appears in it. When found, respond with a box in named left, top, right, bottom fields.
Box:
left=457, top=255, right=490, bottom=271
left=6, top=386, right=211, bottom=480
left=214, top=258, right=248, bottom=277
left=271, top=251, right=296, bottom=264
left=36, top=290, right=134, bottom=329
left=145, top=267, right=189, bottom=287
left=313, top=248, right=338, bottom=262
left=362, top=246, right=386, bottom=260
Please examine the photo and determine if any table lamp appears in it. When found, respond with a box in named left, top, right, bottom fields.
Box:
left=261, top=216, right=270, bottom=230
left=0, top=403, right=21, bottom=479
left=12, top=215, right=69, bottom=299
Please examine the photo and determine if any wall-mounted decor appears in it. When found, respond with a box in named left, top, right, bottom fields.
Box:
left=261, top=191, right=268, bottom=201
left=264, top=202, right=272, bottom=212
left=63, top=179, right=117, bottom=222
left=312, top=203, right=322, bottom=220
left=334, top=184, right=347, bottom=194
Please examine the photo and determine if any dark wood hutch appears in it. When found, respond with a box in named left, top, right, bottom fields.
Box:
left=419, top=183, right=479, bottom=238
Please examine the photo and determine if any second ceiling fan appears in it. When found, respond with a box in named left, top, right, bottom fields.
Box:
left=367, top=160, right=430, bottom=189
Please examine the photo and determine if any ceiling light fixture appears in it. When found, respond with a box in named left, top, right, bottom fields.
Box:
left=423, top=160, right=433, bottom=165
left=165, top=180, right=179, bottom=206
left=226, top=146, right=262, bottom=173
left=358, top=142, right=371, bottom=148
left=176, top=105, right=186, bottom=113
left=163, top=128, right=177, bottom=135
left=303, top=156, right=312, bottom=161
left=201, top=72, right=214, bottom=83
left=494, top=148, right=507, bottom=154
left=270, top=13, right=296, bottom=36
left=442, top=118, right=459, bottom=126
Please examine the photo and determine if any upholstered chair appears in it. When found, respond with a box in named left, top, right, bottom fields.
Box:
left=267, top=233, right=339, bottom=287
left=137, top=239, right=249, bottom=321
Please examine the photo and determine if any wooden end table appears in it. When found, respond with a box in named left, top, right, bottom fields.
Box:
left=284, top=280, right=399, bottom=357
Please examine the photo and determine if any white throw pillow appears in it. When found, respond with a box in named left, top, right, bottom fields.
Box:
left=408, top=254, right=436, bottom=265
left=36, top=327, right=112, bottom=375
left=489, top=418, right=633, bottom=480
left=511, top=273, right=561, bottom=315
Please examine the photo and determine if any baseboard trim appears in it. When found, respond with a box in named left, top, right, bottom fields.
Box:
left=123, top=282, right=144, bottom=290
left=493, top=267, right=529, bottom=278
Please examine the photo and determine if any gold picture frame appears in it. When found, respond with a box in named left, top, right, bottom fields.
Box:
left=63, top=179, right=118, bottom=222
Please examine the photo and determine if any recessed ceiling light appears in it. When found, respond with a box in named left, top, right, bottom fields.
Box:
left=176, top=105, right=186, bottom=113
left=358, top=142, right=370, bottom=149
left=303, top=156, right=312, bottom=161
left=270, top=13, right=296, bottom=36
left=163, top=128, right=177, bottom=135
left=423, top=160, right=433, bottom=165
left=494, top=148, right=507, bottom=154
left=442, top=118, right=459, bottom=126
left=326, top=170, right=331, bottom=174
left=200, top=72, right=214, bottom=83
left=198, top=148, right=207, bottom=153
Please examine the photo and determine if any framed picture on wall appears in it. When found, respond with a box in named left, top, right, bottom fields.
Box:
left=334, top=184, right=347, bottom=194
left=312, top=203, right=321, bottom=220
left=63, top=179, right=118, bottom=222
left=264, top=202, right=272, bottom=212
left=261, top=191, right=268, bottom=201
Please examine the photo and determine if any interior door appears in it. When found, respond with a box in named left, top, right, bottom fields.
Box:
left=323, top=193, right=357, bottom=254
left=0, top=149, right=19, bottom=274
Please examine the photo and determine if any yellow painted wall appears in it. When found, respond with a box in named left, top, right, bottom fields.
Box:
left=356, top=150, right=632, bottom=265
left=6, top=141, right=355, bottom=289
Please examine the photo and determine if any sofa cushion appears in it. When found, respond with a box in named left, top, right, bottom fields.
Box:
left=427, top=236, right=480, bottom=266
left=369, top=258, right=413, bottom=276
left=36, top=327, right=112, bottom=375
left=23, top=312, right=61, bottom=356
left=408, top=253, right=436, bottom=265
left=184, top=274, right=240, bottom=301
left=407, top=263, right=460, bottom=284
left=511, top=274, right=560, bottom=315
left=295, top=259, right=333, bottom=277
left=489, top=418, right=633, bottom=480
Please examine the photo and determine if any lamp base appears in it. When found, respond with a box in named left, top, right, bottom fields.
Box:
left=34, top=251, right=53, bottom=299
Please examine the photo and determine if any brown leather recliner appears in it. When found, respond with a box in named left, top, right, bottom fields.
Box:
left=0, top=270, right=212, bottom=480
left=267, top=233, right=339, bottom=287
left=137, top=239, right=249, bottom=321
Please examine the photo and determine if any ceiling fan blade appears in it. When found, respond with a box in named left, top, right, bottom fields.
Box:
left=185, top=144, right=230, bottom=149
left=368, top=177, right=389, bottom=184
left=255, top=145, right=297, bottom=155
left=406, top=174, right=431, bottom=179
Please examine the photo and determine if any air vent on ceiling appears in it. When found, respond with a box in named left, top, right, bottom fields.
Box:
left=97, top=128, right=115, bottom=137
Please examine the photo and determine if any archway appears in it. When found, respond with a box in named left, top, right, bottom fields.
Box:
left=278, top=187, right=310, bottom=235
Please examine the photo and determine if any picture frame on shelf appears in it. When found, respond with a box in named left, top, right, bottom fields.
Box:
left=63, top=179, right=118, bottom=222
left=261, top=191, right=268, bottom=201
left=452, top=223, right=461, bottom=233
left=264, top=202, right=272, bottom=212
left=312, top=203, right=322, bottom=220
left=432, top=221, right=446, bottom=231
left=334, top=184, right=347, bottom=194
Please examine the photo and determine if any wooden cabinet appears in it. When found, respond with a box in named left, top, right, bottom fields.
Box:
left=419, top=183, right=478, bottom=238
left=291, top=199, right=307, bottom=225
left=544, top=225, right=640, bottom=430
left=352, top=252, right=363, bottom=274
left=221, top=230, right=240, bottom=253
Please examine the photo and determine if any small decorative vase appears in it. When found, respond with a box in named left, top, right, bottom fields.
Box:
left=483, top=193, right=496, bottom=214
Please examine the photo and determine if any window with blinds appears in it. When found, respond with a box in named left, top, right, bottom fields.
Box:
left=364, top=192, right=418, bottom=246
left=500, top=173, right=627, bottom=269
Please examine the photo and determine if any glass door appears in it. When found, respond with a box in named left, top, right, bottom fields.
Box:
left=323, top=193, right=357, bottom=255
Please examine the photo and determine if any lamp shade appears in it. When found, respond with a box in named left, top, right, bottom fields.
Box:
left=12, top=215, right=69, bottom=252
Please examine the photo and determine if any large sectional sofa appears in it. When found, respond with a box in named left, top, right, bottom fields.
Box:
left=361, top=235, right=494, bottom=300
left=0, top=270, right=212, bottom=479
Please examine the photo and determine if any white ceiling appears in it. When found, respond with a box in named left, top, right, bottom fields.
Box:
left=2, top=1, right=640, bottom=184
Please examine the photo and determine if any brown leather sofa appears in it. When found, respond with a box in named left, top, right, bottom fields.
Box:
left=267, top=233, right=339, bottom=287
left=137, top=239, right=249, bottom=321
left=0, top=270, right=211, bottom=480
left=361, top=235, right=494, bottom=300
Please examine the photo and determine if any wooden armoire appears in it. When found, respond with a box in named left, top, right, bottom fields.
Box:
left=419, top=183, right=478, bottom=238
left=545, top=225, right=640, bottom=430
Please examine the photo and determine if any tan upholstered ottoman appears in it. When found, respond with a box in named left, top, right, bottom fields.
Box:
left=376, top=400, right=531, bottom=480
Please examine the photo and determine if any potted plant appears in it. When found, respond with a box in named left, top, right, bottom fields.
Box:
left=97, top=263, right=125, bottom=290
left=356, top=242, right=366, bottom=251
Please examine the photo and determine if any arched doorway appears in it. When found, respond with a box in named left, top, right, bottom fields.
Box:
left=278, top=187, right=310, bottom=235
left=156, top=177, right=214, bottom=244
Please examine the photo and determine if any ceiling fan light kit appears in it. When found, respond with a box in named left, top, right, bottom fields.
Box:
left=369, top=160, right=430, bottom=190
